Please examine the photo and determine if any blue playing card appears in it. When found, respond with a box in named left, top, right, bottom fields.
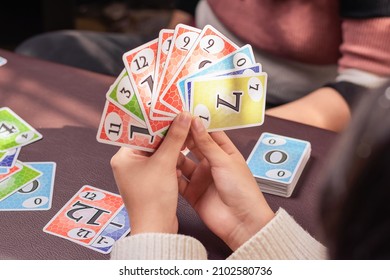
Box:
left=0, top=162, right=56, bottom=211
left=0, top=148, right=20, bottom=168
left=0, top=167, right=9, bottom=174
left=247, top=133, right=310, bottom=184
left=177, top=44, right=256, bottom=106
left=87, top=206, right=131, bottom=254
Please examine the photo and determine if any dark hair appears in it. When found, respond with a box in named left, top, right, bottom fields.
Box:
left=320, top=83, right=390, bottom=259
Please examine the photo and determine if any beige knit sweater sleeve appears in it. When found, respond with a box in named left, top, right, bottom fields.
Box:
left=110, top=208, right=327, bottom=260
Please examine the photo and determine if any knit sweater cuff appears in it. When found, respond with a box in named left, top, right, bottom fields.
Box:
left=110, top=233, right=208, bottom=260
left=227, top=208, right=327, bottom=260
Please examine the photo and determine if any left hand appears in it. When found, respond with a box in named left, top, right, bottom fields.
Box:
left=110, top=112, right=192, bottom=235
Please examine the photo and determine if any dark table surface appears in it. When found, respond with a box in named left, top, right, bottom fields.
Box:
left=0, top=49, right=338, bottom=260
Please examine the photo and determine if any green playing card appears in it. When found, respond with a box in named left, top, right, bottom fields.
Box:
left=106, top=69, right=145, bottom=123
left=0, top=107, right=43, bottom=151
left=0, top=161, right=42, bottom=201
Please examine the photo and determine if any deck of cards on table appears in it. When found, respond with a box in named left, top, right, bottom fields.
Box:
left=246, top=133, right=311, bottom=197
left=0, top=107, right=56, bottom=210
left=96, top=24, right=268, bottom=152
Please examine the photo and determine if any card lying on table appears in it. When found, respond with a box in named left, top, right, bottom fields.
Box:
left=0, top=162, right=56, bottom=211
left=0, top=107, right=42, bottom=151
left=246, top=132, right=311, bottom=197
left=43, top=185, right=130, bottom=254
left=0, top=161, right=42, bottom=201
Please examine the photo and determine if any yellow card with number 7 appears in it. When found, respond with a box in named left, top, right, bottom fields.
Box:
left=189, top=73, right=267, bottom=131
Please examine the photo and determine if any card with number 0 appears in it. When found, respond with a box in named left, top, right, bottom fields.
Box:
left=0, top=162, right=56, bottom=211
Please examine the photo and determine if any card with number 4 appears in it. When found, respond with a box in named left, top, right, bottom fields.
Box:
left=246, top=132, right=311, bottom=197
left=43, top=185, right=124, bottom=246
left=0, top=107, right=43, bottom=151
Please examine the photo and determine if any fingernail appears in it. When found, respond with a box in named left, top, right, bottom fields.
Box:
left=177, top=112, right=191, bottom=127
left=193, top=117, right=206, bottom=132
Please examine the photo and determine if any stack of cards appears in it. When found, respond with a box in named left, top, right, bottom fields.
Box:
left=97, top=24, right=268, bottom=152
left=0, top=107, right=56, bottom=210
left=246, top=132, right=311, bottom=197
left=43, top=185, right=130, bottom=254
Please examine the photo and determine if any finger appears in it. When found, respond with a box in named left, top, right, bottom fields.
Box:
left=153, top=112, right=192, bottom=160
left=178, top=175, right=189, bottom=195
left=177, top=153, right=198, bottom=180
left=209, top=131, right=240, bottom=156
left=190, top=117, right=228, bottom=167
left=111, top=147, right=148, bottom=169
left=185, top=131, right=206, bottom=162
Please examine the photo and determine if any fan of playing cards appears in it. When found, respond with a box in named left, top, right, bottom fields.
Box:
left=97, top=24, right=268, bottom=152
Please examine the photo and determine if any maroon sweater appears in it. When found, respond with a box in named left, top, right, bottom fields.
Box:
left=207, top=0, right=390, bottom=76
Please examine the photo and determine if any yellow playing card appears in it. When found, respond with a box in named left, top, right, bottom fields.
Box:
left=189, top=73, right=267, bottom=131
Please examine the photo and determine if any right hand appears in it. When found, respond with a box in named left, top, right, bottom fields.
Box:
left=177, top=117, right=275, bottom=250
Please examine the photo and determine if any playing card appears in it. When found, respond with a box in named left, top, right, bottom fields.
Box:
left=158, top=25, right=239, bottom=114
left=96, top=100, right=163, bottom=152
left=0, top=107, right=43, bottom=151
left=177, top=44, right=256, bottom=109
left=105, top=69, right=145, bottom=123
left=0, top=162, right=21, bottom=183
left=0, top=148, right=20, bottom=168
left=246, top=133, right=311, bottom=197
left=0, top=162, right=56, bottom=211
left=189, top=73, right=267, bottom=131
left=185, top=63, right=262, bottom=110
left=122, top=39, right=172, bottom=135
left=153, top=29, right=174, bottom=97
left=0, top=161, right=42, bottom=201
left=149, top=28, right=176, bottom=121
left=0, top=167, right=9, bottom=174
left=0, top=56, right=7, bottom=67
left=87, top=206, right=130, bottom=254
left=43, top=185, right=124, bottom=246
left=152, top=24, right=201, bottom=117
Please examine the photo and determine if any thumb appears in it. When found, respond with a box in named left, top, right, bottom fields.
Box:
left=190, top=117, right=227, bottom=167
left=153, top=112, right=192, bottom=160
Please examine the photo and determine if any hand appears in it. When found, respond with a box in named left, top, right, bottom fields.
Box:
left=110, top=112, right=192, bottom=235
left=167, top=9, right=194, bottom=29
left=177, top=117, right=275, bottom=250
left=266, top=87, right=350, bottom=132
